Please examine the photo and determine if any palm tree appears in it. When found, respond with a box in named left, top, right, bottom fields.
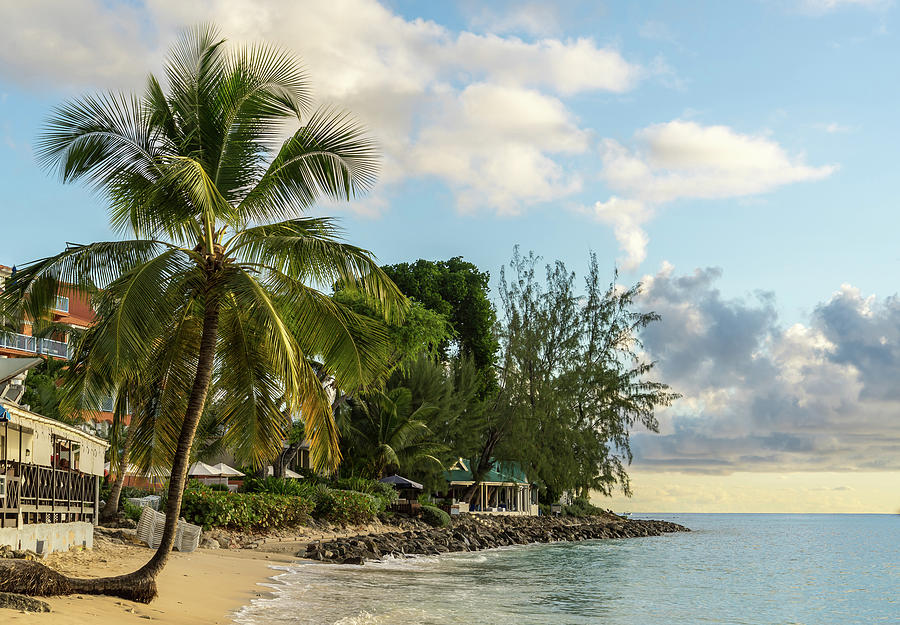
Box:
left=345, top=387, right=444, bottom=479
left=0, top=24, right=403, bottom=602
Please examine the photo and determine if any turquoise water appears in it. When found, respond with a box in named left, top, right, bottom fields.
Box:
left=234, top=514, right=898, bottom=624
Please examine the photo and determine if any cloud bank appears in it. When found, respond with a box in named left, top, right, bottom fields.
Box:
left=632, top=265, right=900, bottom=474
left=590, top=121, right=836, bottom=268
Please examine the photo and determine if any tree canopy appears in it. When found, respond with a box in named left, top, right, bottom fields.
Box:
left=382, top=257, right=498, bottom=392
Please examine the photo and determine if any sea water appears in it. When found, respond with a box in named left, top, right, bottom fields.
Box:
left=233, top=514, right=898, bottom=624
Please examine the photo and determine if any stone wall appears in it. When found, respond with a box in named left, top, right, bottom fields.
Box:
left=0, top=522, right=93, bottom=555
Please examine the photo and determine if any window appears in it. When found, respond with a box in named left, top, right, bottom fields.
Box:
left=53, top=295, right=70, bottom=313
left=51, top=436, right=80, bottom=471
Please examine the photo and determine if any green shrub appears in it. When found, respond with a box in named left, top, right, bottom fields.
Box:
left=310, top=486, right=379, bottom=525
left=208, top=483, right=230, bottom=492
left=241, top=476, right=313, bottom=497
left=563, top=498, right=604, bottom=517
left=333, top=477, right=398, bottom=512
left=122, top=499, right=143, bottom=523
left=419, top=504, right=450, bottom=528
left=180, top=489, right=313, bottom=530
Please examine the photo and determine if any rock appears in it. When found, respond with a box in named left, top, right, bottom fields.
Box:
left=341, top=555, right=365, bottom=565
left=200, top=538, right=220, bottom=550
left=0, top=592, right=51, bottom=613
left=306, top=513, right=688, bottom=564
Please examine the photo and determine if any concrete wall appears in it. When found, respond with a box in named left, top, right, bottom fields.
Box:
left=0, top=521, right=93, bottom=555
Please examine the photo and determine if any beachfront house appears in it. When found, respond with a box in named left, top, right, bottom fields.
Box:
left=442, top=458, right=538, bottom=516
left=0, top=358, right=107, bottom=554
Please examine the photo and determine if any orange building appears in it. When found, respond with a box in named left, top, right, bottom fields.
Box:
left=0, top=265, right=118, bottom=430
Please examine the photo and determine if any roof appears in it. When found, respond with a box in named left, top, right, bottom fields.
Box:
left=0, top=357, right=42, bottom=385
left=1, top=401, right=109, bottom=448
left=379, top=474, right=424, bottom=490
left=444, top=458, right=529, bottom=485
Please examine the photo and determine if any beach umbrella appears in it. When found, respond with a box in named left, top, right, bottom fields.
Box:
left=187, top=461, right=219, bottom=477
left=379, top=474, right=424, bottom=490
left=266, top=465, right=303, bottom=479
left=211, top=462, right=244, bottom=477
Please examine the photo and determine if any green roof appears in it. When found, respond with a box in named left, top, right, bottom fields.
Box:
left=444, top=458, right=529, bottom=485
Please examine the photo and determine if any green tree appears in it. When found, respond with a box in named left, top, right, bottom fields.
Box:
left=0, top=25, right=402, bottom=602
left=20, top=357, right=75, bottom=424
left=342, top=386, right=444, bottom=479
left=463, top=249, right=678, bottom=504
left=382, top=257, right=498, bottom=391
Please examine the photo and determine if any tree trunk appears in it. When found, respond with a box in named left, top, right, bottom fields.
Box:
left=100, top=424, right=134, bottom=523
left=461, top=429, right=502, bottom=505
left=16, top=290, right=224, bottom=603
left=273, top=442, right=302, bottom=479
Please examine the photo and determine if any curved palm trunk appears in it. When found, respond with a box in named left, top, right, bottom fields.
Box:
left=14, top=296, right=225, bottom=603
left=99, top=437, right=130, bottom=524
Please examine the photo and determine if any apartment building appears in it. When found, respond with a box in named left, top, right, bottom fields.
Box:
left=0, top=265, right=116, bottom=433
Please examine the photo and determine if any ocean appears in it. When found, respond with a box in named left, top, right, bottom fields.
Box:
left=233, top=514, right=898, bottom=624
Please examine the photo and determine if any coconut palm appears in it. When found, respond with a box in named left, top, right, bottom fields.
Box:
left=0, top=24, right=403, bottom=602
left=345, top=387, right=445, bottom=479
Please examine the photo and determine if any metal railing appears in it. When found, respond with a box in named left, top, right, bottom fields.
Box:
left=0, top=332, right=71, bottom=358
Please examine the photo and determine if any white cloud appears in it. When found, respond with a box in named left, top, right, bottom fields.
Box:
left=590, top=120, right=837, bottom=268
left=452, top=33, right=640, bottom=95
left=816, top=122, right=853, bottom=133
left=410, top=84, right=588, bottom=213
left=0, top=0, right=642, bottom=217
left=466, top=2, right=563, bottom=37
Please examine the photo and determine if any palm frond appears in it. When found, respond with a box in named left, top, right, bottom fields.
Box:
left=236, top=107, right=379, bottom=222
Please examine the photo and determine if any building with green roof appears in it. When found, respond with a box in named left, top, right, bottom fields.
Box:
left=441, top=458, right=537, bottom=516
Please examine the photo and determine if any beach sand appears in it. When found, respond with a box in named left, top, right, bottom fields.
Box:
left=3, top=541, right=295, bottom=625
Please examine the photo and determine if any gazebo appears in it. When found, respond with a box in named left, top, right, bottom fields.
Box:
left=379, top=474, right=423, bottom=514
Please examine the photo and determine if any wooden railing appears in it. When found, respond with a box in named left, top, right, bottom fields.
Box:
left=0, top=461, right=98, bottom=528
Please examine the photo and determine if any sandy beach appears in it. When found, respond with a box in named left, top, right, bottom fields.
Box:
left=3, top=541, right=294, bottom=625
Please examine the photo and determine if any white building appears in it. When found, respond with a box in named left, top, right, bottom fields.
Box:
left=0, top=357, right=107, bottom=553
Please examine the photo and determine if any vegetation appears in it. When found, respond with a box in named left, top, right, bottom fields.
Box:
left=419, top=504, right=450, bottom=528
left=382, top=258, right=498, bottom=393
left=458, top=250, right=678, bottom=504
left=0, top=24, right=402, bottom=602
left=20, top=357, right=75, bottom=424
left=340, top=386, right=444, bottom=479
left=181, top=488, right=313, bottom=530
left=240, top=476, right=388, bottom=523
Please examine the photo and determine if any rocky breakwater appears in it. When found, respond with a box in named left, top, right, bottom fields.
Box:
left=304, top=513, right=689, bottom=565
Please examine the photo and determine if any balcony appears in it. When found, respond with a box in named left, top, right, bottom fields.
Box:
left=0, top=461, right=99, bottom=528
left=0, top=332, right=71, bottom=359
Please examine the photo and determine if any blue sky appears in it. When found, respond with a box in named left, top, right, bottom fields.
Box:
left=0, top=1, right=896, bottom=322
left=0, top=0, right=898, bottom=510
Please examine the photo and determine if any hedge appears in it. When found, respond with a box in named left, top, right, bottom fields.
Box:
left=310, top=487, right=380, bottom=525
left=181, top=489, right=313, bottom=530
left=419, top=504, right=450, bottom=528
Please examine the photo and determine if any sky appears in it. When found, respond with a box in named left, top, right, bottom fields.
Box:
left=0, top=0, right=898, bottom=513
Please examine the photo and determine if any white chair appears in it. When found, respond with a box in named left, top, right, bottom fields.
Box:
left=136, top=507, right=202, bottom=553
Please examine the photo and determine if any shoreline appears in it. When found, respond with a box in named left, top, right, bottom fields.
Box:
left=1, top=514, right=687, bottom=624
